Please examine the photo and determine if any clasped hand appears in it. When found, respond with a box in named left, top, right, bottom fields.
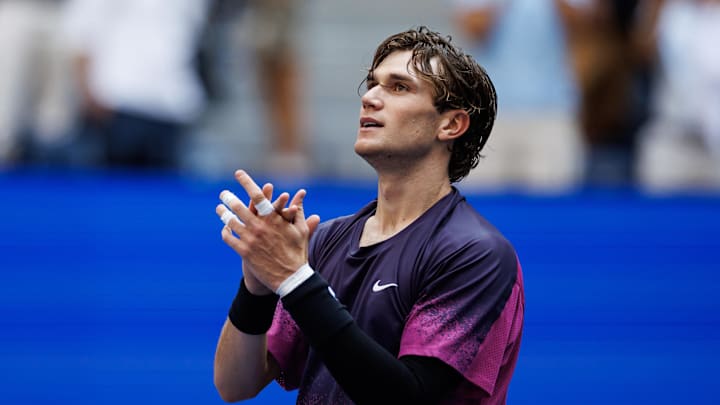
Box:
left=216, top=170, right=321, bottom=295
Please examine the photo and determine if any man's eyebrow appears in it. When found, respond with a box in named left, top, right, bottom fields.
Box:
left=386, top=72, right=415, bottom=83
left=367, top=72, right=416, bottom=86
left=365, top=71, right=417, bottom=87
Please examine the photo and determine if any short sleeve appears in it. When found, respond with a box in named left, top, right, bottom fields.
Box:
left=398, top=237, right=520, bottom=395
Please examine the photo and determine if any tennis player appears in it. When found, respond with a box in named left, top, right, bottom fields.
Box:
left=213, top=26, right=525, bottom=404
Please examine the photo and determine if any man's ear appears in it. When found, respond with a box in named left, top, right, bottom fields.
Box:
left=438, top=110, right=470, bottom=141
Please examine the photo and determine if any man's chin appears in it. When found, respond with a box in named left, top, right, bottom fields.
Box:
left=353, top=142, right=376, bottom=160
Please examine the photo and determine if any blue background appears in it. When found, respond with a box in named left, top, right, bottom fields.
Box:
left=1, top=169, right=719, bottom=404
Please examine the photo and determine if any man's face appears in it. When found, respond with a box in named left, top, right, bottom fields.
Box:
left=354, top=50, right=443, bottom=167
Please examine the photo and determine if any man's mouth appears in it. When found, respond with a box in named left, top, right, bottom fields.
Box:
left=360, top=118, right=383, bottom=128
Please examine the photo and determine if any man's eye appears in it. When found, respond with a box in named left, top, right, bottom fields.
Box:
left=363, top=80, right=408, bottom=93
left=392, top=83, right=409, bottom=92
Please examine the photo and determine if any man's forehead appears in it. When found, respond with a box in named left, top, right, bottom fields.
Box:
left=374, top=50, right=439, bottom=77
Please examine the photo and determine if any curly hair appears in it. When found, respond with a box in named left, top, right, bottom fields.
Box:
left=363, top=26, right=497, bottom=183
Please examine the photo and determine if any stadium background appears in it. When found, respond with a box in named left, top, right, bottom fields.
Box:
left=1, top=1, right=719, bottom=404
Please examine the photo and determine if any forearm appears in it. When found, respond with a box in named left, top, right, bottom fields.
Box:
left=214, top=319, right=278, bottom=402
left=214, top=279, right=280, bottom=402
left=282, top=273, right=460, bottom=404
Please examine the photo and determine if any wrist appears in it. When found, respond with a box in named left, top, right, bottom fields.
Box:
left=227, top=278, right=279, bottom=335
left=243, top=275, right=273, bottom=295
left=276, top=263, right=315, bottom=297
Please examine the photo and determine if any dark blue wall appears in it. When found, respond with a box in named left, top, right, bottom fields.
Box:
left=1, top=170, right=718, bottom=404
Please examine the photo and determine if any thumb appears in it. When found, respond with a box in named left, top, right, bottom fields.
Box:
left=306, top=214, right=321, bottom=237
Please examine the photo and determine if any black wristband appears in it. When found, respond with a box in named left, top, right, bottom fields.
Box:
left=227, top=279, right=279, bottom=335
left=281, top=273, right=353, bottom=348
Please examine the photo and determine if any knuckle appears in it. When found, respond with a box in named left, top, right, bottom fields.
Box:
left=243, top=232, right=256, bottom=246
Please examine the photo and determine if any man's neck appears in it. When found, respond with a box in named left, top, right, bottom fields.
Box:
left=359, top=168, right=452, bottom=247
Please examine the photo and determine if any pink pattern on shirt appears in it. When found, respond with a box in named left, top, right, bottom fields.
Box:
left=399, top=264, right=525, bottom=404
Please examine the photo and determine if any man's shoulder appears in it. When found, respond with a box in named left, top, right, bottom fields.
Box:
left=445, top=198, right=509, bottom=240
left=431, top=197, right=518, bottom=264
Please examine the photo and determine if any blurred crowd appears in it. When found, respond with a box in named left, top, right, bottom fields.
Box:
left=0, top=0, right=305, bottom=174
left=0, top=0, right=718, bottom=193
left=452, top=0, right=720, bottom=193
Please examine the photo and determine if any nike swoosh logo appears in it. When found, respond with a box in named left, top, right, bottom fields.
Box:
left=372, top=280, right=398, bottom=292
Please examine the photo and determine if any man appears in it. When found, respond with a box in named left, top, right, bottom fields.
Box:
left=555, top=0, right=665, bottom=184
left=213, top=26, right=525, bottom=404
left=0, top=0, right=75, bottom=166
left=450, top=0, right=584, bottom=193
left=62, top=0, right=210, bottom=169
left=636, top=0, right=720, bottom=191
left=241, top=0, right=309, bottom=176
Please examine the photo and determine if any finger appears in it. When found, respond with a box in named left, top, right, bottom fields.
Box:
left=255, top=197, right=274, bottom=217
left=216, top=203, right=242, bottom=227
left=247, top=183, right=274, bottom=214
left=221, top=222, right=248, bottom=256
left=220, top=189, right=263, bottom=223
left=217, top=205, right=249, bottom=254
left=280, top=189, right=308, bottom=224
left=261, top=183, right=292, bottom=220
left=273, top=191, right=290, bottom=211
left=262, top=183, right=274, bottom=201
left=219, top=189, right=254, bottom=224
left=220, top=190, right=243, bottom=213
left=290, top=189, right=308, bottom=225
left=274, top=192, right=295, bottom=221
left=220, top=223, right=235, bottom=244
left=281, top=206, right=298, bottom=223
left=288, top=189, right=307, bottom=209
left=235, top=170, right=272, bottom=214
left=306, top=214, right=321, bottom=237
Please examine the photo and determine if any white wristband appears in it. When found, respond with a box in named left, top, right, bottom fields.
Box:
left=276, top=263, right=315, bottom=298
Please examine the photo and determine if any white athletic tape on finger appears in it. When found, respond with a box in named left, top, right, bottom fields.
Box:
left=221, top=210, right=239, bottom=226
left=221, top=190, right=239, bottom=207
left=255, top=198, right=274, bottom=217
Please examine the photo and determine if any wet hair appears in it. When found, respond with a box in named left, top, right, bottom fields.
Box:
left=362, top=26, right=497, bottom=183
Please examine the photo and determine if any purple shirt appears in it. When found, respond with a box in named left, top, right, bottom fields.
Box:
left=268, top=188, right=525, bottom=404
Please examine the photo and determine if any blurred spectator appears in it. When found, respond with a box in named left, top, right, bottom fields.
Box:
left=636, top=0, right=720, bottom=192
left=451, top=0, right=584, bottom=193
left=61, top=0, right=211, bottom=170
left=556, top=0, right=664, bottom=186
left=195, top=0, right=246, bottom=104
left=238, top=0, right=309, bottom=176
left=0, top=0, right=77, bottom=167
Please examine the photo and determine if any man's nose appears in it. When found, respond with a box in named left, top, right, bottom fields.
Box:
left=361, top=87, right=383, bottom=110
